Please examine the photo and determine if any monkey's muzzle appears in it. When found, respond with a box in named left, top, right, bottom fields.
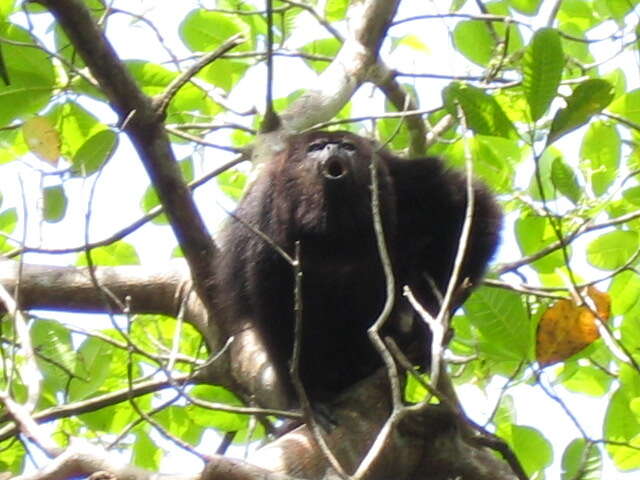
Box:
left=320, top=156, right=348, bottom=180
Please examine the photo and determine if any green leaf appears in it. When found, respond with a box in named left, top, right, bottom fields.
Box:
left=464, top=287, right=531, bottom=360
left=560, top=364, right=613, bottom=396
left=301, top=38, right=340, bottom=73
left=0, top=24, right=55, bottom=126
left=187, top=385, right=248, bottom=432
left=48, top=101, right=104, bottom=158
left=72, top=129, right=118, bottom=177
left=605, top=385, right=640, bottom=470
left=0, top=207, right=17, bottom=252
left=558, top=0, right=598, bottom=31
left=217, top=169, right=247, bottom=201
left=179, top=9, right=250, bottom=52
left=68, top=337, right=114, bottom=401
left=580, top=122, right=620, bottom=196
left=622, top=186, right=640, bottom=206
left=76, top=241, right=140, bottom=266
left=528, top=146, right=563, bottom=201
left=155, top=406, right=203, bottom=444
left=508, top=0, right=543, bottom=15
left=515, top=215, right=565, bottom=273
left=550, top=156, right=580, bottom=203
left=31, top=319, right=75, bottom=393
left=132, top=430, right=161, bottom=470
left=587, top=230, right=639, bottom=270
left=324, top=0, right=348, bottom=21
left=443, top=82, right=517, bottom=138
left=548, top=79, right=615, bottom=144
left=200, top=58, right=250, bottom=92
left=610, top=271, right=640, bottom=315
left=125, top=60, right=221, bottom=118
left=42, top=185, right=67, bottom=222
left=499, top=425, right=553, bottom=476
left=452, top=21, right=496, bottom=66
left=608, top=88, right=640, bottom=124
left=0, top=439, right=24, bottom=473
left=523, top=28, right=564, bottom=121
left=561, top=439, right=602, bottom=480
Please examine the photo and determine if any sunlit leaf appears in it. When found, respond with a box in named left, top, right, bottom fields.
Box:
left=22, top=116, right=60, bottom=165
left=76, top=242, right=140, bottom=266
left=561, top=438, right=602, bottom=480
left=464, top=287, right=531, bottom=360
left=179, top=9, right=250, bottom=52
left=0, top=24, right=55, bottom=126
left=605, top=383, right=640, bottom=470
left=452, top=21, right=495, bottom=66
left=509, top=0, right=542, bottom=15
left=587, top=230, right=638, bottom=270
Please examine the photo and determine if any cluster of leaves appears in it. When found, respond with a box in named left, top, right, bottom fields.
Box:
left=0, top=0, right=640, bottom=478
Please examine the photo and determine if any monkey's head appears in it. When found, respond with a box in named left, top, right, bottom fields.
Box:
left=273, top=131, right=396, bottom=241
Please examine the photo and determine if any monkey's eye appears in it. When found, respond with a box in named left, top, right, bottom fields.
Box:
left=340, top=141, right=356, bottom=152
left=307, top=142, right=328, bottom=153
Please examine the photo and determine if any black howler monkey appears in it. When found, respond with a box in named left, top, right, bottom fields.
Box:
left=216, top=131, right=501, bottom=407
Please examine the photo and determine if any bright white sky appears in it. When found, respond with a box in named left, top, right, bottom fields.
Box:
left=2, top=0, right=640, bottom=477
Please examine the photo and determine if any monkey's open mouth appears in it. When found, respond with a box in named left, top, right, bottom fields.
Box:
left=322, top=157, right=347, bottom=180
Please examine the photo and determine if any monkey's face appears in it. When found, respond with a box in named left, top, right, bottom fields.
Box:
left=284, top=131, right=395, bottom=240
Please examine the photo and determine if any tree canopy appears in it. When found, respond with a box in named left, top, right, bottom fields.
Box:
left=1, top=0, right=640, bottom=479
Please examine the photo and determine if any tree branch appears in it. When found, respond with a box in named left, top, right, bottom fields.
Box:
left=35, top=0, right=218, bottom=312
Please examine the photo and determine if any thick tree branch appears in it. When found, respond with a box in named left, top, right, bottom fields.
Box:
left=280, top=0, right=401, bottom=131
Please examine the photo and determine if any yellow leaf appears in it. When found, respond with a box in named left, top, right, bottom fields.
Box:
left=22, top=116, right=61, bottom=166
left=536, top=287, right=610, bottom=366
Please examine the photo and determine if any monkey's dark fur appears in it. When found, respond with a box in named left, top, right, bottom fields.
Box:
left=216, top=131, right=501, bottom=406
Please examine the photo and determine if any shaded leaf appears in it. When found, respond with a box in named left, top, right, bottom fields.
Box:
left=42, top=185, right=67, bottom=223
left=72, top=129, right=118, bottom=177
left=443, top=82, right=517, bottom=138
left=523, top=28, right=564, bottom=121
left=580, top=121, right=620, bottom=196
left=548, top=79, right=614, bottom=144
left=551, top=156, right=580, bottom=203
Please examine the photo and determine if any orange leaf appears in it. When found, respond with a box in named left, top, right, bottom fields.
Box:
left=536, top=286, right=610, bottom=366
left=22, top=116, right=61, bottom=166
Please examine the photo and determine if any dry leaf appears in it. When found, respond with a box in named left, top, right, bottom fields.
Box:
left=22, top=116, right=61, bottom=166
left=536, top=286, right=610, bottom=366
